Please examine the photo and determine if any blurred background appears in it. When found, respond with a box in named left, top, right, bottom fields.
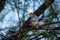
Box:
left=0, top=0, right=60, bottom=40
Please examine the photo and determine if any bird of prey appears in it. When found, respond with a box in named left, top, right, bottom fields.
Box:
left=28, top=12, right=39, bottom=29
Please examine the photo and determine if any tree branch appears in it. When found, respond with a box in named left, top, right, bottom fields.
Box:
left=6, top=0, right=55, bottom=40
left=34, top=0, right=54, bottom=16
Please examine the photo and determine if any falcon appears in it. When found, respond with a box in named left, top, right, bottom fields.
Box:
left=28, top=12, right=39, bottom=29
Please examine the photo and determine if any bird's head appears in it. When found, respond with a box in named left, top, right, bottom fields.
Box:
left=29, top=12, right=36, bottom=17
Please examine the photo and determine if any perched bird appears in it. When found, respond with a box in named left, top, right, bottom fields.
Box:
left=28, top=12, right=39, bottom=29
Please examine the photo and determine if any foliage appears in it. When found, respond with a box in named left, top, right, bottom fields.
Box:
left=45, top=0, right=53, bottom=5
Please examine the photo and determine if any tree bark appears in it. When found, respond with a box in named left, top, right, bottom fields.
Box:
left=0, top=0, right=6, bottom=12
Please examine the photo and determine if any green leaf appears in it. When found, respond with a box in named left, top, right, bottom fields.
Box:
left=45, top=17, right=52, bottom=24
left=23, top=36, right=30, bottom=40
left=45, top=0, right=52, bottom=5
